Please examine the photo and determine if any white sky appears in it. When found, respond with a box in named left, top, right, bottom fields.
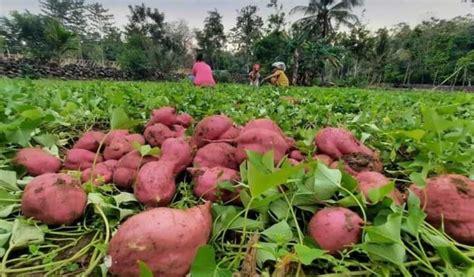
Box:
left=1, top=0, right=473, bottom=31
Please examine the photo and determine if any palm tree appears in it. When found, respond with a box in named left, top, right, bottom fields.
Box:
left=290, top=0, right=363, bottom=38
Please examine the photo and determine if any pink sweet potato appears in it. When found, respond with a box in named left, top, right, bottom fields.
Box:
left=190, top=167, right=240, bottom=202
left=112, top=151, right=158, bottom=188
left=144, top=123, right=182, bottom=147
left=235, top=128, right=290, bottom=164
left=15, top=148, right=61, bottom=176
left=313, top=154, right=333, bottom=166
left=108, top=202, right=212, bottom=276
left=308, top=207, right=363, bottom=254
left=243, top=119, right=295, bottom=147
left=290, top=150, right=305, bottom=162
left=193, top=143, right=238, bottom=170
left=176, top=113, right=193, bottom=127
left=135, top=161, right=176, bottom=207
left=73, top=131, right=105, bottom=152
left=315, top=128, right=376, bottom=159
left=21, top=173, right=87, bottom=225
left=81, top=160, right=118, bottom=185
left=104, top=129, right=130, bottom=146
left=411, top=174, right=474, bottom=244
left=104, top=134, right=145, bottom=161
left=355, top=172, right=404, bottom=205
left=64, top=149, right=103, bottom=170
left=146, top=107, right=194, bottom=128
left=191, top=115, right=239, bottom=148
left=160, top=138, right=193, bottom=175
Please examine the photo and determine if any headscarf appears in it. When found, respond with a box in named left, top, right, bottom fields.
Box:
left=271, top=62, right=286, bottom=71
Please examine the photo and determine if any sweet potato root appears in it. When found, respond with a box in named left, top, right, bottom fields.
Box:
left=160, top=138, right=193, bottom=175
left=235, top=128, right=290, bottom=164
left=190, top=167, right=240, bottom=202
left=21, top=173, right=87, bottom=225
left=411, top=174, right=474, bottom=244
left=64, top=149, right=103, bottom=170
left=73, top=131, right=105, bottom=152
left=104, top=129, right=130, bottom=146
left=81, top=160, right=118, bottom=185
left=191, top=115, right=239, bottom=148
left=108, top=202, right=212, bottom=276
left=112, top=151, right=158, bottom=188
left=193, top=143, right=238, bottom=170
left=135, top=161, right=176, bottom=207
left=308, top=207, right=363, bottom=254
left=144, top=123, right=183, bottom=147
left=15, top=148, right=62, bottom=176
left=313, top=154, right=333, bottom=166
left=104, top=134, right=145, bottom=160
left=146, top=107, right=194, bottom=128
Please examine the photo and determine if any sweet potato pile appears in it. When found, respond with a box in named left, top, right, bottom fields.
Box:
left=13, top=106, right=474, bottom=275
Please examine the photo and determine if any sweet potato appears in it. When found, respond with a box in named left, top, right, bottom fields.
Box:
left=21, top=173, right=87, bottom=225
left=191, top=115, right=239, bottom=148
left=104, top=129, right=130, bottom=146
left=176, top=113, right=193, bottom=127
left=64, top=149, right=103, bottom=170
left=242, top=118, right=294, bottom=147
left=290, top=150, right=305, bottom=162
left=235, top=128, right=290, bottom=164
left=135, top=161, right=176, bottom=207
left=411, top=174, right=474, bottom=244
left=113, top=151, right=158, bottom=188
left=160, top=138, right=193, bottom=175
left=81, top=160, right=118, bottom=185
left=308, top=207, right=363, bottom=254
left=313, top=154, right=333, bottom=166
left=314, top=127, right=376, bottom=159
left=104, top=134, right=145, bottom=161
left=108, top=202, right=212, bottom=276
left=193, top=143, right=238, bottom=170
left=144, top=123, right=183, bottom=147
left=73, top=131, right=105, bottom=152
left=190, top=167, right=240, bottom=202
left=146, top=107, right=194, bottom=128
left=355, top=172, right=404, bottom=205
left=15, top=148, right=61, bottom=176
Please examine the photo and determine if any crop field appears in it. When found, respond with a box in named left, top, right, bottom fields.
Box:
left=0, top=79, right=473, bottom=276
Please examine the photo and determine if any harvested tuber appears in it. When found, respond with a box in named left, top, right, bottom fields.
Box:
left=15, top=148, right=61, bottom=176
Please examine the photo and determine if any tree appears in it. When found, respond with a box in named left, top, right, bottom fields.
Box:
left=39, top=0, right=87, bottom=35
left=290, top=0, right=363, bottom=39
left=86, top=2, right=115, bottom=38
left=195, top=10, right=226, bottom=68
left=266, top=0, right=286, bottom=33
left=125, top=4, right=166, bottom=44
left=231, top=5, right=264, bottom=66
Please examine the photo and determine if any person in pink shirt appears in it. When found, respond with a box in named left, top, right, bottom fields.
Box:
left=191, top=54, right=216, bottom=87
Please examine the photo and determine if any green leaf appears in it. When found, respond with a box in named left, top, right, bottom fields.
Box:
left=0, top=220, right=13, bottom=252
left=312, top=163, right=341, bottom=200
left=113, top=192, right=138, bottom=206
left=0, top=170, right=19, bottom=191
left=261, top=221, right=293, bottom=243
left=21, top=108, right=44, bottom=120
left=421, top=106, right=451, bottom=135
left=367, top=182, right=395, bottom=203
left=191, top=245, right=232, bottom=277
left=361, top=242, right=406, bottom=266
left=402, top=191, right=425, bottom=237
left=137, top=260, right=153, bottom=277
left=248, top=157, right=304, bottom=198
left=10, top=219, right=44, bottom=249
left=294, top=244, right=327, bottom=265
left=422, top=233, right=473, bottom=267
left=397, top=129, right=426, bottom=141
left=409, top=172, right=426, bottom=188
left=33, top=134, right=59, bottom=147
left=110, top=108, right=140, bottom=130
left=365, top=212, right=402, bottom=243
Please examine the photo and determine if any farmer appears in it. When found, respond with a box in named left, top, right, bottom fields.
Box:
left=190, top=53, right=216, bottom=87
left=249, top=64, right=261, bottom=87
left=263, top=62, right=289, bottom=87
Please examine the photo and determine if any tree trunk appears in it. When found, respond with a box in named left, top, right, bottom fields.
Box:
left=292, top=48, right=300, bottom=85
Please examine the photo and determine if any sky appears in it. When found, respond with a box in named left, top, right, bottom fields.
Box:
left=1, top=0, right=473, bottom=31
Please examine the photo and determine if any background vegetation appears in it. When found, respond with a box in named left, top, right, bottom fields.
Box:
left=0, top=0, right=473, bottom=86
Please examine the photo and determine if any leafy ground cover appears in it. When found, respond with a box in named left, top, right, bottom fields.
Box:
left=0, top=78, right=473, bottom=276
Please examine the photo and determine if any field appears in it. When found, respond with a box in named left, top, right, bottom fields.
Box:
left=0, top=79, right=473, bottom=276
